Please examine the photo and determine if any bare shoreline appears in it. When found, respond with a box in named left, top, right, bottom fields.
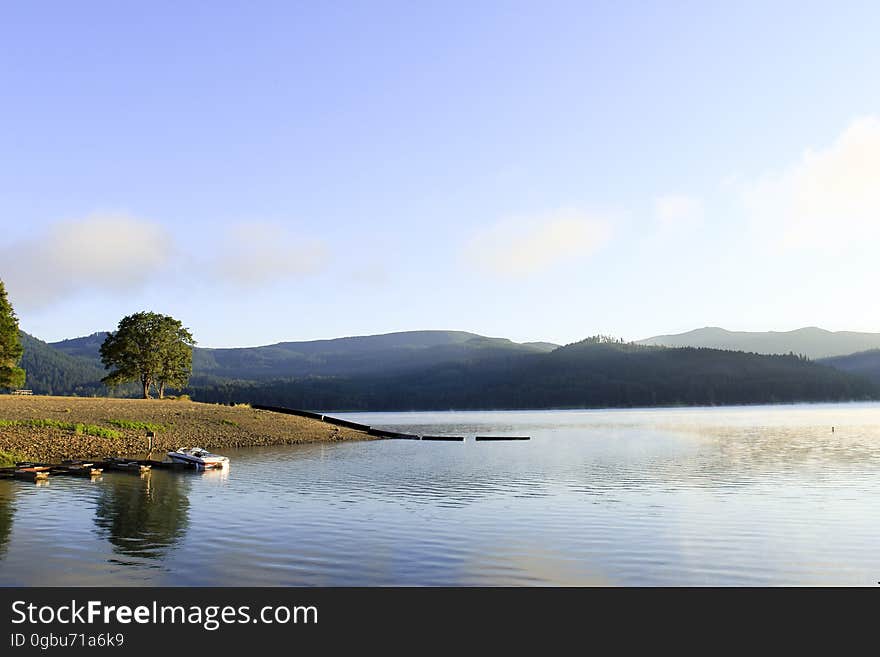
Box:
left=0, top=395, right=374, bottom=462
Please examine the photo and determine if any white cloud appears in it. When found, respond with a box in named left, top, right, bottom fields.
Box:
left=211, top=222, right=326, bottom=285
left=654, top=194, right=704, bottom=230
left=743, top=116, right=880, bottom=251
left=464, top=208, right=612, bottom=277
left=0, top=213, right=172, bottom=309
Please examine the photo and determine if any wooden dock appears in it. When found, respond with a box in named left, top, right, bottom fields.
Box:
left=0, top=456, right=206, bottom=482
left=1, top=463, right=99, bottom=480
left=135, top=459, right=199, bottom=470
left=101, top=458, right=152, bottom=474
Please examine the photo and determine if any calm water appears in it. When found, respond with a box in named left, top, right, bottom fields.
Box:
left=2, top=403, right=880, bottom=586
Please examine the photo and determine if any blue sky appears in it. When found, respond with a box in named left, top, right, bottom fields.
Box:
left=2, top=1, right=879, bottom=347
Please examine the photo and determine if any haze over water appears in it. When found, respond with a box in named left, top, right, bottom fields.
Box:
left=2, top=403, right=879, bottom=586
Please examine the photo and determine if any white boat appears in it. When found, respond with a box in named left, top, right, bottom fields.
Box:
left=167, top=447, right=229, bottom=470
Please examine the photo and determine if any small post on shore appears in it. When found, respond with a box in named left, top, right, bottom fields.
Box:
left=146, top=431, right=155, bottom=452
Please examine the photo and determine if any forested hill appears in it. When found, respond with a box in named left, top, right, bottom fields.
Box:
left=820, top=350, right=880, bottom=384
left=191, top=338, right=880, bottom=411
left=17, top=331, right=107, bottom=396
left=48, top=331, right=109, bottom=359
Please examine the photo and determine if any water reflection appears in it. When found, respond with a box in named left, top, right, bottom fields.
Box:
left=93, top=471, right=191, bottom=560
left=0, top=483, right=15, bottom=558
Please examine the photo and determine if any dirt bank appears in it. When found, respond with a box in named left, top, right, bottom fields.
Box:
left=0, top=395, right=374, bottom=462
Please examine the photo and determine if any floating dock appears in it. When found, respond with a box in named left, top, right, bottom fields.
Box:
left=54, top=461, right=103, bottom=477
left=367, top=428, right=421, bottom=440
left=102, top=458, right=152, bottom=474
left=475, top=436, right=531, bottom=441
left=13, top=468, right=50, bottom=481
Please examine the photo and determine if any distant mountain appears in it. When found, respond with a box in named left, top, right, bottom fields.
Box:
left=820, top=350, right=880, bottom=384
left=522, top=342, right=560, bottom=351
left=192, top=338, right=880, bottom=411
left=638, top=327, right=880, bottom=359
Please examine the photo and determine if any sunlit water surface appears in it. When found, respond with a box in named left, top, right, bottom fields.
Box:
left=2, top=403, right=880, bottom=586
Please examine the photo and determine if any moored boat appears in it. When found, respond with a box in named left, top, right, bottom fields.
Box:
left=167, top=447, right=229, bottom=470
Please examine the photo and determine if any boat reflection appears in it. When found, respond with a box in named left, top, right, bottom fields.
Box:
left=198, top=465, right=230, bottom=482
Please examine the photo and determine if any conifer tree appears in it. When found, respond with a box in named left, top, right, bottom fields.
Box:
left=0, top=280, right=26, bottom=390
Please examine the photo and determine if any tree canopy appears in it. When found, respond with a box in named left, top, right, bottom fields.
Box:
left=99, top=312, right=196, bottom=399
left=0, top=280, right=25, bottom=391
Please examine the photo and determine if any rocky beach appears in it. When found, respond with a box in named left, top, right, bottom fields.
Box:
left=0, top=395, right=373, bottom=463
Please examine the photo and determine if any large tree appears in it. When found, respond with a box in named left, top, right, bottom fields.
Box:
left=100, top=312, right=196, bottom=399
left=0, top=280, right=25, bottom=391
left=154, top=315, right=196, bottom=399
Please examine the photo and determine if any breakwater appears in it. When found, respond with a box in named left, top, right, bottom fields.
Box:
left=250, top=404, right=529, bottom=442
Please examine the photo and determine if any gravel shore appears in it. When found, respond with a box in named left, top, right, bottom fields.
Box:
left=0, top=395, right=374, bottom=462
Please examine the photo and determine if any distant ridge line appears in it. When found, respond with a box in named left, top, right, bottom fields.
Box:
left=637, top=326, right=880, bottom=359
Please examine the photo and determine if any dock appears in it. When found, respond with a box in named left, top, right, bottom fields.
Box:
left=102, top=458, right=152, bottom=474
left=0, top=455, right=211, bottom=483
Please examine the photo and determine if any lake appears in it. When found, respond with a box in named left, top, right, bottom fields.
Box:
left=2, top=402, right=880, bottom=586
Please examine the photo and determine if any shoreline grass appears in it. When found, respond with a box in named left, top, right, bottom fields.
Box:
left=0, top=449, right=26, bottom=467
left=0, top=419, right=123, bottom=439
left=104, top=419, right=170, bottom=432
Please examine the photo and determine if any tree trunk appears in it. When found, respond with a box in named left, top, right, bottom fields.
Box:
left=158, top=381, right=165, bottom=399
left=142, top=376, right=151, bottom=399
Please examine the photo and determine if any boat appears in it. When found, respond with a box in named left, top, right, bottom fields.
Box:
left=167, top=447, right=229, bottom=470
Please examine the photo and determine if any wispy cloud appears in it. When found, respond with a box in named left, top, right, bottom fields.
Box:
left=0, top=213, right=172, bottom=309
left=464, top=208, right=612, bottom=278
left=743, top=116, right=880, bottom=251
left=210, top=221, right=327, bottom=285
left=654, top=194, right=703, bottom=230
